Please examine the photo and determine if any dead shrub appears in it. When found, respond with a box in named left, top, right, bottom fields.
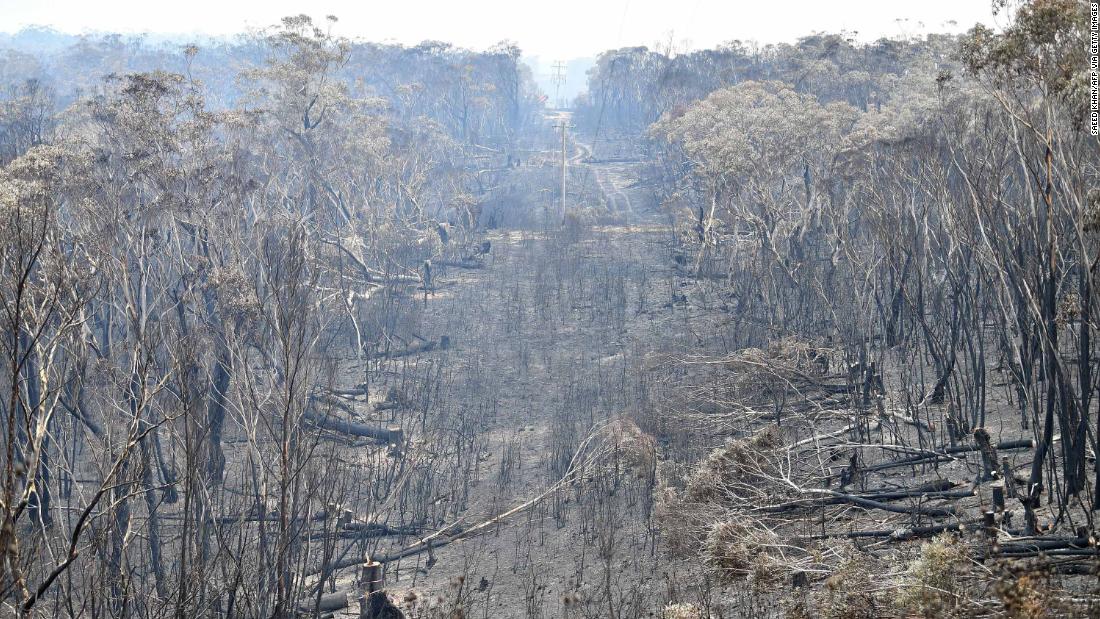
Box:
left=895, top=534, right=978, bottom=618
left=655, top=484, right=720, bottom=557
left=660, top=602, right=704, bottom=619
left=772, top=542, right=886, bottom=619
left=702, top=519, right=784, bottom=583
left=818, top=554, right=880, bottom=619
left=723, top=338, right=838, bottom=408
left=682, top=425, right=785, bottom=504
left=657, top=426, right=796, bottom=577
left=606, top=417, right=657, bottom=482
left=768, top=336, right=835, bottom=375
left=992, top=559, right=1067, bottom=618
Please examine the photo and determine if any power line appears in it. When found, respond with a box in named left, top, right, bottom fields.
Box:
left=578, top=0, right=630, bottom=205
left=551, top=60, right=567, bottom=108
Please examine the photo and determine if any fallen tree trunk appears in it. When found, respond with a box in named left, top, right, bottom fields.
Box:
left=805, top=522, right=969, bottom=541
left=986, top=548, right=1099, bottom=558
left=307, top=522, right=421, bottom=541
left=861, top=439, right=1034, bottom=473
left=796, top=488, right=959, bottom=517
left=438, top=259, right=484, bottom=269
left=763, top=481, right=972, bottom=513
left=298, top=591, right=348, bottom=614
left=304, top=409, right=402, bottom=443
left=370, top=336, right=450, bottom=360
left=853, top=479, right=956, bottom=495
left=996, top=537, right=1094, bottom=553
left=157, top=507, right=349, bottom=525
left=324, top=384, right=370, bottom=398
left=791, top=421, right=879, bottom=449
left=307, top=420, right=617, bottom=578
left=318, top=236, right=421, bottom=286
left=933, top=438, right=1033, bottom=455
left=310, top=391, right=357, bottom=413
left=861, top=455, right=957, bottom=473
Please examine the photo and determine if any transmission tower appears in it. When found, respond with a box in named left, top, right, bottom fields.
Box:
left=551, top=60, right=567, bottom=109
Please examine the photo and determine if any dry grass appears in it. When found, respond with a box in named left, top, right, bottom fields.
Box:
left=895, top=534, right=980, bottom=618
left=660, top=602, right=704, bottom=619
left=991, top=560, right=1072, bottom=619
left=702, top=519, right=784, bottom=582
left=818, top=554, right=880, bottom=619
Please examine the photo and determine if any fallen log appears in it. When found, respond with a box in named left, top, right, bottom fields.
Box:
left=860, top=455, right=957, bottom=473
left=370, top=336, right=450, bottom=360
left=317, top=237, right=421, bottom=287
left=325, top=384, right=370, bottom=398
left=805, top=522, right=968, bottom=541
left=342, top=521, right=418, bottom=534
left=364, top=271, right=421, bottom=285
left=986, top=548, right=1099, bottom=559
left=791, top=420, right=878, bottom=449
left=302, top=578, right=401, bottom=619
left=996, top=537, right=1094, bottom=553
left=861, top=439, right=1034, bottom=473
left=310, top=391, right=357, bottom=413
left=941, top=439, right=1033, bottom=455
left=298, top=591, right=348, bottom=614
left=307, top=522, right=422, bottom=542
left=882, top=522, right=966, bottom=540
left=210, top=512, right=329, bottom=525
left=438, top=259, right=485, bottom=269
left=796, top=488, right=959, bottom=517
left=854, top=479, right=956, bottom=496
left=767, top=492, right=974, bottom=514
left=304, top=409, right=403, bottom=444
left=1051, top=563, right=1098, bottom=575
left=763, top=480, right=969, bottom=513
left=187, top=505, right=349, bottom=525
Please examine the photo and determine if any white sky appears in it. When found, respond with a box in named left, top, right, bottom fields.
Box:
left=0, top=0, right=1004, bottom=60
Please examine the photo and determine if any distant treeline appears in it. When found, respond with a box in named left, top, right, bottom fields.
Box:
left=0, top=20, right=545, bottom=151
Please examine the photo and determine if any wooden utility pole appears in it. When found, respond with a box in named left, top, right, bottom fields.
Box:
left=560, top=120, right=567, bottom=219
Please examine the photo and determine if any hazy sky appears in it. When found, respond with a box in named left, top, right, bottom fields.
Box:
left=0, top=0, right=1004, bottom=60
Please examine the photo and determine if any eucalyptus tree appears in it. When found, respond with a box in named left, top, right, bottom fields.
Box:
left=0, top=79, right=53, bottom=165
left=955, top=0, right=1099, bottom=519
left=650, top=80, right=860, bottom=340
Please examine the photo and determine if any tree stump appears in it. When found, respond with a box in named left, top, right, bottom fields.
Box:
left=973, top=428, right=1000, bottom=481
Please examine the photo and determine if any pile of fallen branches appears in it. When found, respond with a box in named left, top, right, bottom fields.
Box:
left=651, top=373, right=1092, bottom=594
left=721, top=338, right=847, bottom=411
left=656, top=426, right=806, bottom=576
left=648, top=328, right=1100, bottom=615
